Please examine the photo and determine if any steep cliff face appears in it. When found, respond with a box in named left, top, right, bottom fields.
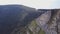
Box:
left=27, top=9, right=60, bottom=34
left=56, top=10, right=60, bottom=34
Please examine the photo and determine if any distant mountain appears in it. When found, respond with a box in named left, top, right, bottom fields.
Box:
left=0, top=4, right=47, bottom=34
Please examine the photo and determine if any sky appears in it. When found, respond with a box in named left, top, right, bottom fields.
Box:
left=0, top=0, right=60, bottom=9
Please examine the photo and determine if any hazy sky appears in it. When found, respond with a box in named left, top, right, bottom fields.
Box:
left=0, top=0, right=60, bottom=9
